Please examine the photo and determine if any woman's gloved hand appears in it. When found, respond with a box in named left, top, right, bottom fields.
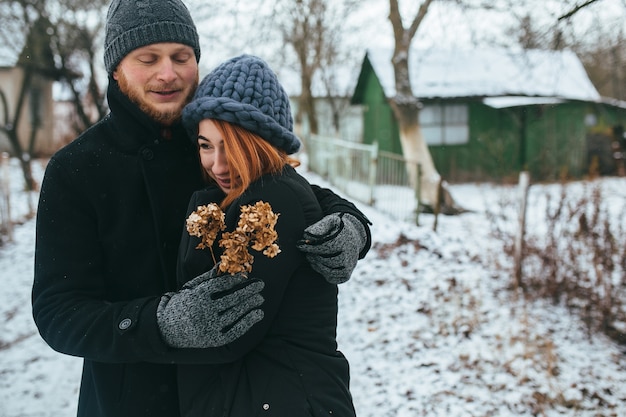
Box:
left=157, top=265, right=264, bottom=348
left=297, top=213, right=367, bottom=284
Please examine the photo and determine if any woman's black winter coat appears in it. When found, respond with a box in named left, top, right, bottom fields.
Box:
left=176, top=165, right=356, bottom=417
left=31, top=80, right=369, bottom=417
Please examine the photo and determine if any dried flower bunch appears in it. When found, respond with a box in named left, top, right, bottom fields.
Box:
left=186, top=203, right=225, bottom=252
left=186, top=201, right=281, bottom=275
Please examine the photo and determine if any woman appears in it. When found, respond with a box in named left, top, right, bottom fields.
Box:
left=171, top=54, right=358, bottom=416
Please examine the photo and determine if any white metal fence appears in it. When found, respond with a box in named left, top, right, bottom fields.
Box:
left=304, top=134, right=422, bottom=224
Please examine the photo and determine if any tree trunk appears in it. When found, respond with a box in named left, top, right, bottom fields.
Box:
left=299, top=65, right=319, bottom=135
left=387, top=0, right=461, bottom=214
left=0, top=71, right=36, bottom=192
left=388, top=44, right=458, bottom=212
left=393, top=103, right=440, bottom=207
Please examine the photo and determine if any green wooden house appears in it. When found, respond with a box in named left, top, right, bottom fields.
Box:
left=351, top=47, right=626, bottom=182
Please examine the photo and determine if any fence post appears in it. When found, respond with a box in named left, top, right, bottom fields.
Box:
left=432, top=176, right=443, bottom=232
left=414, top=163, right=422, bottom=226
left=367, top=141, right=378, bottom=205
left=0, top=152, right=12, bottom=243
left=327, top=137, right=337, bottom=187
left=514, top=171, right=530, bottom=290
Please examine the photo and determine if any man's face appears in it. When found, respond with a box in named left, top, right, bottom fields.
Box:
left=113, top=43, right=199, bottom=126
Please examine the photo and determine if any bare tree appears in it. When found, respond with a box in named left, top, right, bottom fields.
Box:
left=192, top=0, right=362, bottom=138
left=270, top=0, right=360, bottom=136
left=554, top=0, right=626, bottom=101
left=387, top=0, right=460, bottom=213
left=509, top=15, right=566, bottom=50
left=580, top=34, right=626, bottom=100
left=55, top=16, right=109, bottom=133
left=0, top=14, right=60, bottom=192
left=0, top=0, right=108, bottom=192
left=502, top=0, right=626, bottom=101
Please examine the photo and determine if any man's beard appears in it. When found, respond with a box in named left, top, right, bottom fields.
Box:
left=117, top=71, right=198, bottom=126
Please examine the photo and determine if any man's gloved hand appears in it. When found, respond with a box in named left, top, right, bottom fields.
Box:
left=297, top=213, right=366, bottom=284
left=157, top=265, right=264, bottom=348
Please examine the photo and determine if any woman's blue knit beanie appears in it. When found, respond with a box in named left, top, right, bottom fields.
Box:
left=182, top=54, right=301, bottom=155
left=104, top=0, right=200, bottom=74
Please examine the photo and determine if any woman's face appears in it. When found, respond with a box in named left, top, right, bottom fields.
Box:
left=197, top=119, right=233, bottom=193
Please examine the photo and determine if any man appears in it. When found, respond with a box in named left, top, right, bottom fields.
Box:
left=31, top=0, right=371, bottom=416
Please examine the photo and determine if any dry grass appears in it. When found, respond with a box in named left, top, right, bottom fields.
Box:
left=489, top=179, right=626, bottom=346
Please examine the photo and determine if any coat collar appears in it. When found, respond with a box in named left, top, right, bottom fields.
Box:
left=106, top=77, right=189, bottom=152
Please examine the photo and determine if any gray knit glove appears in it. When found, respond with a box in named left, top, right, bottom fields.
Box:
left=297, top=213, right=366, bottom=284
left=157, top=265, right=264, bottom=348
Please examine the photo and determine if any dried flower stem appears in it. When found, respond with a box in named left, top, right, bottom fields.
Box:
left=185, top=203, right=225, bottom=265
left=186, top=201, right=281, bottom=275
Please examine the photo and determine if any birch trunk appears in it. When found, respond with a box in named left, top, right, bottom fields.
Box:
left=388, top=0, right=461, bottom=214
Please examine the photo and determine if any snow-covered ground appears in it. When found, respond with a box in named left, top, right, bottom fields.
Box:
left=1, top=157, right=625, bottom=417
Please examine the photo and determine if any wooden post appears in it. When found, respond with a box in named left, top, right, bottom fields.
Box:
left=0, top=152, right=13, bottom=242
left=514, top=171, right=530, bottom=290
left=432, top=176, right=442, bottom=232
left=415, top=163, right=421, bottom=226
left=368, top=141, right=378, bottom=206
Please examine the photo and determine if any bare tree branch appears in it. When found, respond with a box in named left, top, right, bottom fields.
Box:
left=558, top=0, right=602, bottom=21
left=407, top=0, right=434, bottom=42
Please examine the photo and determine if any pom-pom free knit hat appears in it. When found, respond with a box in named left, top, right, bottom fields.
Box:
left=104, top=0, right=200, bottom=74
left=182, top=54, right=301, bottom=155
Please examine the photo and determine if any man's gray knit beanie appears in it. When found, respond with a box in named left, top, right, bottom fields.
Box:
left=104, top=0, right=200, bottom=74
left=182, top=54, right=301, bottom=155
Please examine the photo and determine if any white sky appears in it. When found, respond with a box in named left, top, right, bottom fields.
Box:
left=187, top=0, right=626, bottom=85
left=42, top=0, right=626, bottom=100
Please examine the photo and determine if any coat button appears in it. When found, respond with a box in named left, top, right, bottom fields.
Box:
left=141, top=148, right=154, bottom=160
left=262, top=403, right=270, bottom=411
left=119, top=318, right=132, bottom=330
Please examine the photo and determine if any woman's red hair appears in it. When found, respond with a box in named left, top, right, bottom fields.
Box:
left=209, top=119, right=300, bottom=208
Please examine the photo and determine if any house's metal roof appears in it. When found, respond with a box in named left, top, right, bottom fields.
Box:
left=482, top=96, right=565, bottom=109
left=364, top=47, right=601, bottom=102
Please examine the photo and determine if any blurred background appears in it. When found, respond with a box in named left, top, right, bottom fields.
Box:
left=1, top=0, right=626, bottom=220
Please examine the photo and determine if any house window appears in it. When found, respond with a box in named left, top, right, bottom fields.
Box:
left=419, top=103, right=469, bottom=145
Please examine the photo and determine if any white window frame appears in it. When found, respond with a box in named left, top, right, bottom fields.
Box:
left=419, top=103, right=469, bottom=145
